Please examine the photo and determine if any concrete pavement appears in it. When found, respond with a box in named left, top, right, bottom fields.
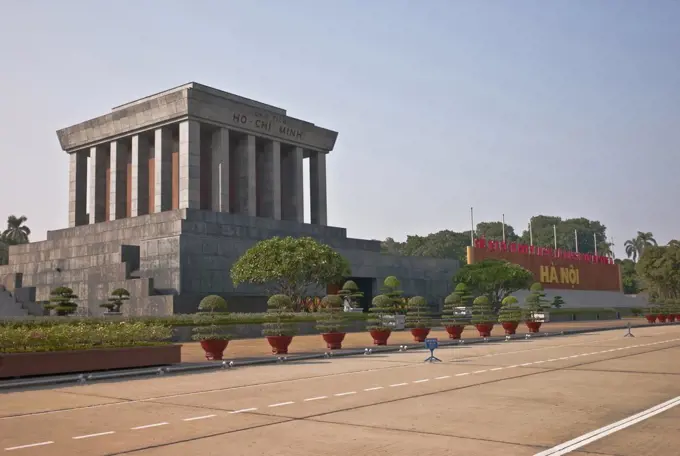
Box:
left=1, top=324, right=680, bottom=455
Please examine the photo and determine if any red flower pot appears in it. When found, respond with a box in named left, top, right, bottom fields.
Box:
left=658, top=315, right=668, bottom=323
left=322, top=332, right=346, bottom=350
left=645, top=314, right=657, bottom=323
left=199, top=339, right=229, bottom=360
left=369, top=329, right=391, bottom=345
left=410, top=327, right=431, bottom=342
left=501, top=321, right=519, bottom=335
left=668, top=315, right=676, bottom=323
left=525, top=321, right=542, bottom=333
left=475, top=323, right=494, bottom=337
left=676, top=314, right=680, bottom=321
left=445, top=325, right=465, bottom=339
left=266, top=335, right=294, bottom=354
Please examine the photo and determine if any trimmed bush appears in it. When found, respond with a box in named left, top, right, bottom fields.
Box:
left=405, top=296, right=432, bottom=329
left=368, top=294, right=396, bottom=331
left=453, top=283, right=473, bottom=307
left=471, top=296, right=496, bottom=325
left=100, top=288, right=130, bottom=313
left=551, top=295, right=565, bottom=309
left=262, top=294, right=297, bottom=337
left=0, top=322, right=172, bottom=353
left=498, top=296, right=522, bottom=323
left=44, top=287, right=78, bottom=316
left=316, top=295, right=347, bottom=333
left=525, top=282, right=549, bottom=321
left=191, top=295, right=230, bottom=341
left=337, top=280, right=364, bottom=310
left=441, top=293, right=468, bottom=326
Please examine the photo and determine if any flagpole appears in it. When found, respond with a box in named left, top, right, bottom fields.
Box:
left=529, top=221, right=533, bottom=246
left=502, top=214, right=506, bottom=243
left=553, top=225, right=557, bottom=250
left=470, top=207, right=474, bottom=246
left=594, top=232, right=598, bottom=255
left=574, top=229, right=579, bottom=253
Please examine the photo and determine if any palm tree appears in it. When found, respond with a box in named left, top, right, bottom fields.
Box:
left=597, top=241, right=613, bottom=258
left=1, top=215, right=31, bottom=245
left=624, top=231, right=657, bottom=262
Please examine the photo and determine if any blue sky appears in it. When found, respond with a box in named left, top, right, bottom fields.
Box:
left=1, top=0, right=679, bottom=257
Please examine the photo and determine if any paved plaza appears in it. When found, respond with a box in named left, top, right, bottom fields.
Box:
left=2, top=324, right=679, bottom=455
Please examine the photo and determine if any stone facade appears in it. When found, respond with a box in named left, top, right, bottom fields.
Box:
left=0, top=83, right=460, bottom=317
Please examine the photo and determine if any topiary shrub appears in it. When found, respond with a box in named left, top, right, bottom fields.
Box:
left=442, top=293, right=468, bottom=326
left=525, top=282, right=548, bottom=321
left=338, top=280, right=364, bottom=310
left=551, top=295, right=565, bottom=309
left=405, top=296, right=432, bottom=329
left=381, top=276, right=405, bottom=314
left=192, top=295, right=230, bottom=341
left=262, top=294, right=297, bottom=337
left=453, top=283, right=473, bottom=307
left=316, top=295, right=347, bottom=333
left=368, top=294, right=396, bottom=331
left=100, top=288, right=130, bottom=313
left=44, top=287, right=78, bottom=316
left=471, top=296, right=496, bottom=325
left=498, top=296, right=522, bottom=323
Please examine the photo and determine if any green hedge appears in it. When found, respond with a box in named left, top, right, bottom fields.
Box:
left=547, top=307, right=617, bottom=315
left=0, top=312, right=369, bottom=328
left=0, top=322, right=172, bottom=353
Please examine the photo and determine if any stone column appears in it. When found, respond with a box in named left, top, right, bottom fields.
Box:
left=178, top=120, right=201, bottom=210
left=68, top=150, right=88, bottom=227
left=89, top=145, right=108, bottom=224
left=291, top=146, right=304, bottom=222
left=236, top=135, right=256, bottom=216
left=310, top=151, right=328, bottom=226
left=109, top=140, right=129, bottom=220
left=211, top=128, right=230, bottom=212
left=154, top=127, right=172, bottom=213
left=131, top=135, right=150, bottom=217
left=257, top=140, right=281, bottom=219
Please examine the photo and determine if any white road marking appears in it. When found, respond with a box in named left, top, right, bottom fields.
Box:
left=507, top=365, right=519, bottom=368
left=5, top=441, right=54, bottom=451
left=304, top=396, right=328, bottom=401
left=364, top=387, right=384, bottom=391
left=268, top=401, right=294, bottom=408
left=534, top=361, right=545, bottom=364
left=490, top=367, right=504, bottom=371
left=473, top=370, right=488, bottom=374
left=334, top=391, right=357, bottom=397
left=455, top=372, right=470, bottom=377
left=546, top=359, right=557, bottom=362
left=413, top=379, right=430, bottom=383
left=182, top=414, right=216, bottom=421
left=534, top=395, right=680, bottom=455
left=229, top=408, right=257, bottom=414
left=435, top=375, right=451, bottom=380
left=520, top=362, right=534, bottom=366
left=390, top=383, right=408, bottom=387
left=131, top=422, right=168, bottom=430
left=72, top=431, right=115, bottom=440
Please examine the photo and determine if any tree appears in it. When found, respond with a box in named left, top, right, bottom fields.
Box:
left=453, top=259, right=534, bottom=311
left=316, top=295, right=347, bottom=334
left=476, top=221, right=519, bottom=242
left=230, top=236, right=351, bottom=310
left=498, top=296, right=522, bottom=323
left=452, top=283, right=473, bottom=307
left=262, top=294, right=297, bottom=337
left=551, top=295, right=565, bottom=309
left=405, top=296, right=432, bottom=329
left=44, top=286, right=78, bottom=316
left=616, top=258, right=641, bottom=294
left=525, top=283, right=549, bottom=319
left=100, top=288, right=130, bottom=313
left=191, top=295, right=230, bottom=341
left=520, top=215, right=607, bottom=254
left=0, top=240, right=8, bottom=266
left=367, top=294, right=397, bottom=331
left=637, top=242, right=680, bottom=300
left=1, top=215, right=31, bottom=245
left=337, top=280, right=364, bottom=310
left=625, top=231, right=658, bottom=262
left=471, top=296, right=496, bottom=325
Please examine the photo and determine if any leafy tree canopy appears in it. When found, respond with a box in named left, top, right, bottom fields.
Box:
left=636, top=242, right=680, bottom=300
left=453, top=258, right=533, bottom=311
left=1, top=215, right=31, bottom=245
left=230, top=236, right=351, bottom=308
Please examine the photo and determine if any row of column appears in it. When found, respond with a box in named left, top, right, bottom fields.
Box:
left=67, top=120, right=328, bottom=227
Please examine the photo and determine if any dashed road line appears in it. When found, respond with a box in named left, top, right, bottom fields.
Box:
left=72, top=431, right=115, bottom=440
left=304, top=396, right=328, bottom=401
left=229, top=408, right=257, bottom=414
left=5, top=441, right=54, bottom=451
left=390, top=383, right=408, bottom=387
left=413, top=379, right=430, bottom=383
left=490, top=367, right=504, bottom=371
left=131, top=422, right=168, bottom=430
left=182, top=414, right=216, bottom=421
left=268, top=401, right=294, bottom=408
left=334, top=391, right=357, bottom=397
left=455, top=372, right=470, bottom=376
left=435, top=375, right=451, bottom=380
left=473, top=370, right=488, bottom=374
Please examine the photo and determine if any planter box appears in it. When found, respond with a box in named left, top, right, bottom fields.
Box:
left=0, top=345, right=181, bottom=379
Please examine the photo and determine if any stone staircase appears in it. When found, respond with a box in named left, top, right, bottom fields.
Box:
left=0, top=285, right=28, bottom=317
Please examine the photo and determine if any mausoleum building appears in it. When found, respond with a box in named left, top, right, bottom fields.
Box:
left=0, top=83, right=459, bottom=316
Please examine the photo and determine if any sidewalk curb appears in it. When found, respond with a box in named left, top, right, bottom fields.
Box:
left=0, top=322, right=670, bottom=391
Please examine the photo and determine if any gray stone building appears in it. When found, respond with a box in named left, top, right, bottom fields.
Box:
left=0, top=83, right=459, bottom=316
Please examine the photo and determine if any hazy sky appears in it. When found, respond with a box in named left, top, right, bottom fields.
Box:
left=1, top=0, right=679, bottom=257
